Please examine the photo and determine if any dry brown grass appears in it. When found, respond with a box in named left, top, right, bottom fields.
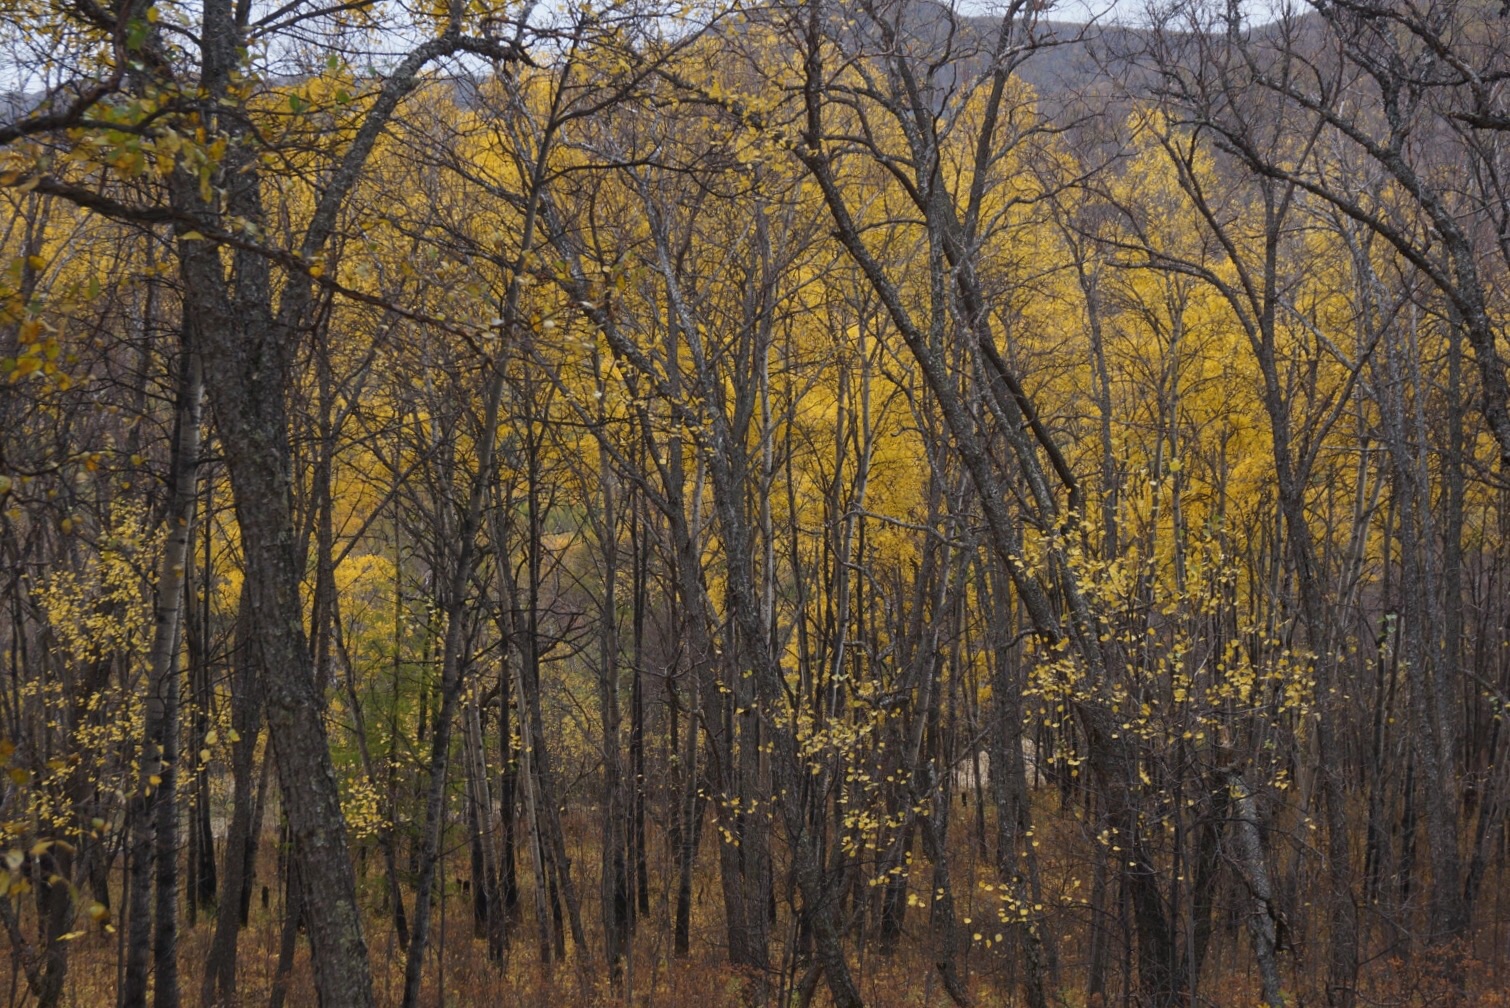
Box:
left=27, top=805, right=1510, bottom=1008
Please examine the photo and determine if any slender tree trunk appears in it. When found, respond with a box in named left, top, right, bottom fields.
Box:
left=152, top=651, right=181, bottom=1008
left=201, top=587, right=266, bottom=1005
left=462, top=695, right=505, bottom=961
left=629, top=494, right=651, bottom=921
left=123, top=339, right=202, bottom=1008
left=670, top=660, right=703, bottom=959
left=186, top=494, right=217, bottom=925
left=593, top=454, right=631, bottom=983
left=496, top=660, right=520, bottom=924
left=267, top=856, right=303, bottom=1008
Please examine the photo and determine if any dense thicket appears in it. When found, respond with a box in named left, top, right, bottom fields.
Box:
left=2, top=1, right=1509, bottom=1006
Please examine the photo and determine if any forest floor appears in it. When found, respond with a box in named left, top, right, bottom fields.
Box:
left=40, top=803, right=1510, bottom=1008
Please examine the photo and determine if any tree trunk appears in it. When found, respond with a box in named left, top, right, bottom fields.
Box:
left=201, top=589, right=265, bottom=1006
left=1223, top=770, right=1285, bottom=1007
left=123, top=338, right=202, bottom=1008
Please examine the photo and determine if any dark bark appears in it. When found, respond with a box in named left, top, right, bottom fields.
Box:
left=123, top=337, right=202, bottom=1008
left=201, top=593, right=265, bottom=1006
